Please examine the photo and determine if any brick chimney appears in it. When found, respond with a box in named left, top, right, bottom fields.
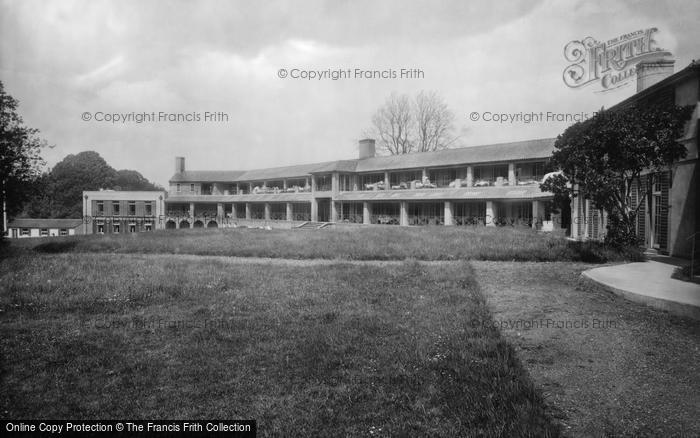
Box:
left=636, top=59, right=675, bottom=92
left=359, top=139, right=376, bottom=159
left=175, top=157, right=185, bottom=173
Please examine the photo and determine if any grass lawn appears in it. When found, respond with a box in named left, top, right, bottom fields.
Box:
left=0, top=253, right=560, bottom=436
left=12, top=226, right=643, bottom=263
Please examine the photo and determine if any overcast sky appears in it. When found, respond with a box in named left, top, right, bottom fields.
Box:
left=2, top=0, right=699, bottom=186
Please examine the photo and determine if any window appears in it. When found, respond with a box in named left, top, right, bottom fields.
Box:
left=129, top=223, right=136, bottom=233
left=190, top=183, right=195, bottom=192
left=176, top=183, right=181, bottom=193
left=316, top=175, right=332, bottom=191
left=145, top=202, right=153, bottom=216
left=113, top=201, right=120, bottom=215
left=113, top=222, right=120, bottom=233
left=97, top=223, right=104, bottom=233
left=40, top=228, right=49, bottom=237
left=128, top=201, right=136, bottom=216
left=59, top=229, right=68, bottom=236
left=339, top=174, right=354, bottom=191
left=21, top=228, right=29, bottom=236
left=144, top=222, right=152, bottom=231
left=96, top=201, right=104, bottom=215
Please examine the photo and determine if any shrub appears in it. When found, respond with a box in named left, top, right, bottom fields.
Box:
left=672, top=264, right=700, bottom=283
left=604, top=213, right=642, bottom=248
left=33, top=240, right=78, bottom=253
left=567, top=240, right=645, bottom=263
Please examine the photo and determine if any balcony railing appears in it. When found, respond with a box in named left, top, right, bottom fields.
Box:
left=168, top=175, right=547, bottom=198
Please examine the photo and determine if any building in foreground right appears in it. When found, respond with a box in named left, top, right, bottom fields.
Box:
left=571, top=59, right=699, bottom=257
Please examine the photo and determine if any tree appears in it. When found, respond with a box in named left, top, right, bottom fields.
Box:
left=370, top=92, right=414, bottom=155
left=414, top=90, right=457, bottom=152
left=366, top=91, right=456, bottom=155
left=0, top=81, right=47, bottom=236
left=114, top=169, right=163, bottom=191
left=46, top=151, right=118, bottom=218
left=24, top=151, right=162, bottom=218
left=542, top=102, right=693, bottom=246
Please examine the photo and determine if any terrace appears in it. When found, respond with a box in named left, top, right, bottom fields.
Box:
left=168, top=161, right=548, bottom=199
left=350, top=161, right=547, bottom=194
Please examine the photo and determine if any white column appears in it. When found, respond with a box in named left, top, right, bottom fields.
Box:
left=332, top=173, right=339, bottom=194
left=570, top=194, right=578, bottom=238
left=245, top=203, right=251, bottom=220
left=400, top=201, right=408, bottom=226
left=584, top=199, right=590, bottom=240
left=466, top=166, right=473, bottom=187
left=264, top=203, right=271, bottom=221
left=331, top=201, right=338, bottom=223
left=363, top=202, right=371, bottom=224
left=311, top=199, right=318, bottom=221
left=532, top=200, right=540, bottom=230
left=486, top=201, right=495, bottom=227
left=444, top=201, right=454, bottom=226
left=286, top=202, right=293, bottom=222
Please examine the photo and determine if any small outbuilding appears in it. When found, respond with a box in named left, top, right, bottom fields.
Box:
left=6, top=218, right=84, bottom=238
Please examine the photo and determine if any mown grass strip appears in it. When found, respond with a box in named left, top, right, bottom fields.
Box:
left=0, top=254, right=560, bottom=436
left=11, top=226, right=643, bottom=263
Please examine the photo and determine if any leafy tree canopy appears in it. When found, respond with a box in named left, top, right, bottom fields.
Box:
left=541, top=102, right=693, bottom=246
left=0, top=81, right=47, bottom=234
left=26, top=151, right=162, bottom=218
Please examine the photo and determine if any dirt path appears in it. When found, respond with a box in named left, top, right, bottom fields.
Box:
left=472, top=261, right=700, bottom=437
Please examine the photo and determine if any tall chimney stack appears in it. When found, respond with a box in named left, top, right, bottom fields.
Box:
left=636, top=59, right=675, bottom=92
left=358, top=139, right=376, bottom=159
left=175, top=157, right=185, bottom=173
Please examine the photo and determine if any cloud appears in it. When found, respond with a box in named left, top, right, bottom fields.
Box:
left=1, top=0, right=699, bottom=186
left=74, top=55, right=126, bottom=86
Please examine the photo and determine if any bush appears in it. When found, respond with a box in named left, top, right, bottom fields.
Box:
left=604, top=213, right=642, bottom=248
left=567, top=241, right=645, bottom=263
left=33, top=240, right=78, bottom=253
left=672, top=264, right=700, bottom=283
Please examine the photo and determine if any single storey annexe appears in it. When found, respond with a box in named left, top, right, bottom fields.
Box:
left=6, top=218, right=83, bottom=238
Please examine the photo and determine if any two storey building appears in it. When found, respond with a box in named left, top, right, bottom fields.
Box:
left=164, top=138, right=559, bottom=231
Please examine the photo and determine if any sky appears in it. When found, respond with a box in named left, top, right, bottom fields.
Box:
left=1, top=0, right=699, bottom=186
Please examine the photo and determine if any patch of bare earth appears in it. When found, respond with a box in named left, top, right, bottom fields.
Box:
left=472, top=261, right=700, bottom=437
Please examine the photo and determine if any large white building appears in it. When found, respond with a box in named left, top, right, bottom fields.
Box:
left=163, top=138, right=559, bottom=231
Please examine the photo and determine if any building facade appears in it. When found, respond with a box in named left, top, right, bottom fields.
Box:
left=164, top=138, right=561, bottom=231
left=73, top=61, right=697, bottom=259
left=82, top=190, right=167, bottom=234
left=6, top=218, right=83, bottom=238
left=571, top=60, right=700, bottom=257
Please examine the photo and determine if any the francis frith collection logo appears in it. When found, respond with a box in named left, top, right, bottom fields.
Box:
left=563, top=27, right=672, bottom=92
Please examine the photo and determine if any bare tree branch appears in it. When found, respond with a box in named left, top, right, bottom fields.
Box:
left=366, top=90, right=457, bottom=155
left=414, top=90, right=457, bottom=152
